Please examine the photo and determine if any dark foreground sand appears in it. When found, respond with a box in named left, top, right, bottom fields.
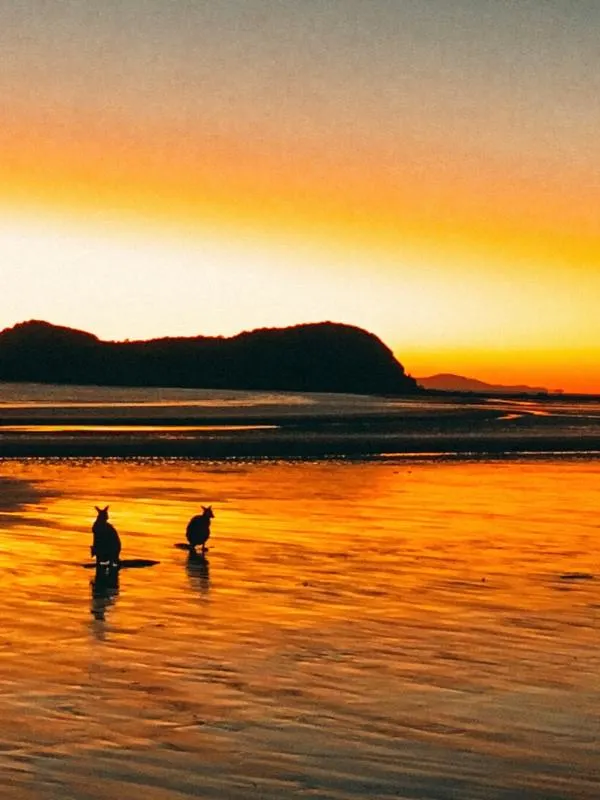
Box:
left=1, top=389, right=599, bottom=457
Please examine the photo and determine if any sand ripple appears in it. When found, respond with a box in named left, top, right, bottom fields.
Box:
left=0, top=458, right=598, bottom=798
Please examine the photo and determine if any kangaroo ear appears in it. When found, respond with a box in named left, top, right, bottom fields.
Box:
left=104, top=505, right=109, bottom=512
left=95, top=506, right=101, bottom=512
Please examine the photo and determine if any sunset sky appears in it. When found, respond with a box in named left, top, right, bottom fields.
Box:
left=1, top=0, right=598, bottom=392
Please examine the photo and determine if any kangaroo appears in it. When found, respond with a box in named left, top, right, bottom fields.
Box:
left=186, top=505, right=214, bottom=553
left=92, top=505, right=122, bottom=569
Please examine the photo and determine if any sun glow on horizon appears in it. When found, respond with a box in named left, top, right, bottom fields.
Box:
left=1, top=205, right=598, bottom=394
left=1, top=1, right=598, bottom=394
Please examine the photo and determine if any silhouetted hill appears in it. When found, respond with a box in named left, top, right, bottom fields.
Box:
left=0, top=320, right=419, bottom=395
left=417, top=373, right=549, bottom=394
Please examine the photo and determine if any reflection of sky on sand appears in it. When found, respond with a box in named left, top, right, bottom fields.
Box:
left=0, top=458, right=598, bottom=797
left=2, top=423, right=278, bottom=432
left=0, top=381, right=549, bottom=418
left=0, top=383, right=399, bottom=412
left=0, top=382, right=315, bottom=405
left=1, top=386, right=600, bottom=460
left=492, top=397, right=600, bottom=418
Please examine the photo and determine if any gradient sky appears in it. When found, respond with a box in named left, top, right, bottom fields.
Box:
left=1, top=0, right=598, bottom=392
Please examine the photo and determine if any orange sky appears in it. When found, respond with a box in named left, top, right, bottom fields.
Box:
left=1, top=1, right=598, bottom=392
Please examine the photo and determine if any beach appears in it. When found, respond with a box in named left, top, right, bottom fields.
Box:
left=3, top=0, right=598, bottom=795
left=0, top=383, right=599, bottom=458
left=0, top=453, right=599, bottom=799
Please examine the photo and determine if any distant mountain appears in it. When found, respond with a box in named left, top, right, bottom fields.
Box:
left=417, top=373, right=549, bottom=394
left=0, top=320, right=420, bottom=396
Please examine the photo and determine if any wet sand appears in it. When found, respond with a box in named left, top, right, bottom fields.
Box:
left=0, top=457, right=599, bottom=798
left=1, top=388, right=599, bottom=458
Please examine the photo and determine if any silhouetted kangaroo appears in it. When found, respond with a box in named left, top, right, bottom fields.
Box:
left=186, top=506, right=214, bottom=553
left=92, top=505, right=122, bottom=569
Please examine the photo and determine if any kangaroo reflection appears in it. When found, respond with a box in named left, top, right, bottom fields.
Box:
left=90, top=565, right=120, bottom=622
left=186, top=551, right=210, bottom=596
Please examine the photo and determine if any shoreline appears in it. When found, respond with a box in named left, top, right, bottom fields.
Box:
left=1, top=431, right=599, bottom=458
left=1, top=388, right=599, bottom=459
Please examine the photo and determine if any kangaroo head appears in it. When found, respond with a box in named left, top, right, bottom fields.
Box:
left=95, top=505, right=110, bottom=521
left=202, top=505, right=214, bottom=519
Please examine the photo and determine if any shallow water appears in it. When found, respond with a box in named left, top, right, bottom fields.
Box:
left=1, top=384, right=600, bottom=459
left=0, top=457, right=599, bottom=799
